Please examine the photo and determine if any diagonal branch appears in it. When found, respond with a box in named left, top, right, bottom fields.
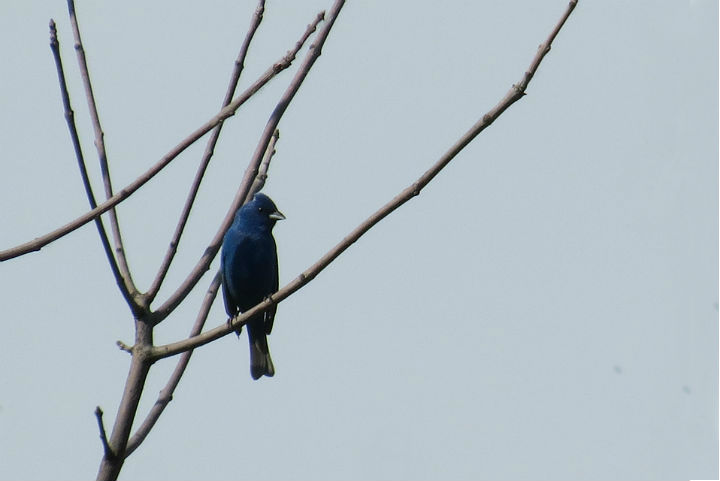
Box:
left=49, top=20, right=136, bottom=308
left=67, top=0, right=137, bottom=298
left=0, top=13, right=324, bottom=264
left=151, top=1, right=344, bottom=322
left=248, top=129, right=280, bottom=199
left=150, top=0, right=579, bottom=361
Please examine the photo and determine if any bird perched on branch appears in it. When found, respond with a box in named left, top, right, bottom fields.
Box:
left=221, top=193, right=285, bottom=380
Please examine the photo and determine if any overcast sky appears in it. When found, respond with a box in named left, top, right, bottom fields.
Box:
left=0, top=1, right=717, bottom=480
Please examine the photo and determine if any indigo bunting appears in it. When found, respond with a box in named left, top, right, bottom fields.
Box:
left=221, top=193, right=285, bottom=380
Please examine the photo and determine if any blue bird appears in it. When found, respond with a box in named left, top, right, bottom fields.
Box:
left=221, top=193, right=284, bottom=380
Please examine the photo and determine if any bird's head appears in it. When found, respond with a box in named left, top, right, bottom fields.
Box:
left=236, top=192, right=285, bottom=231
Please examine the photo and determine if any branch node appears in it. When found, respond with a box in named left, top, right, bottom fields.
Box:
left=410, top=182, right=421, bottom=197
left=156, top=388, right=173, bottom=405
left=117, top=340, right=132, bottom=353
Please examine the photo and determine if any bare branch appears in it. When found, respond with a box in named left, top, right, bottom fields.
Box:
left=67, top=0, right=137, bottom=297
left=116, top=340, right=132, bottom=353
left=48, top=20, right=137, bottom=307
left=248, top=129, right=280, bottom=199
left=150, top=0, right=578, bottom=360
left=151, top=4, right=342, bottom=322
left=125, top=272, right=221, bottom=456
left=0, top=12, right=324, bottom=263
left=94, top=406, right=114, bottom=460
left=146, top=0, right=267, bottom=304
left=96, top=351, right=152, bottom=481
left=95, top=8, right=337, bottom=480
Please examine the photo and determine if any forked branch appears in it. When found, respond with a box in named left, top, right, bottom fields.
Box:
left=0, top=10, right=325, bottom=263
left=67, top=0, right=138, bottom=299
left=151, top=1, right=344, bottom=322
left=151, top=0, right=579, bottom=361
left=146, top=1, right=306, bottom=304
left=48, top=20, right=136, bottom=308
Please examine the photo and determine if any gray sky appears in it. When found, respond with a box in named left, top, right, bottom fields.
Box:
left=0, top=1, right=717, bottom=480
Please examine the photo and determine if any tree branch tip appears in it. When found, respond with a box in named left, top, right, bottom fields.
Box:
left=117, top=340, right=132, bottom=353
left=94, top=404, right=115, bottom=460
left=310, top=11, right=325, bottom=26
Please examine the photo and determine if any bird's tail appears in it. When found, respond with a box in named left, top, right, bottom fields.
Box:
left=248, top=330, right=275, bottom=380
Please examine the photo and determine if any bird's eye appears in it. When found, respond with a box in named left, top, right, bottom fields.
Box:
left=257, top=207, right=263, bottom=212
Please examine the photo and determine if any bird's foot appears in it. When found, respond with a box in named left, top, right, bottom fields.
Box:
left=227, top=315, right=242, bottom=335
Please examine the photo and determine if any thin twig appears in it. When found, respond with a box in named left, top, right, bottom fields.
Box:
left=67, top=0, right=137, bottom=298
left=0, top=12, right=325, bottom=263
left=116, top=340, right=132, bottom=353
left=48, top=20, right=136, bottom=308
left=146, top=0, right=267, bottom=304
left=151, top=5, right=339, bottom=323
left=150, top=0, right=578, bottom=360
left=248, top=129, right=280, bottom=199
left=125, top=271, right=221, bottom=456
left=94, top=407, right=114, bottom=460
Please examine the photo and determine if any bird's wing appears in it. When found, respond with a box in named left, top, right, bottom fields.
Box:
left=220, top=247, right=237, bottom=317
left=265, top=242, right=279, bottom=335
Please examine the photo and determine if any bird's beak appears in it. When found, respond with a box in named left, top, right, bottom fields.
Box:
left=269, top=210, right=285, bottom=221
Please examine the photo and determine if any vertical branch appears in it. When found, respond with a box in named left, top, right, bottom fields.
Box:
left=146, top=0, right=267, bottom=304
left=49, top=20, right=135, bottom=307
left=67, top=0, right=138, bottom=300
left=95, top=347, right=152, bottom=481
left=125, top=272, right=222, bottom=456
